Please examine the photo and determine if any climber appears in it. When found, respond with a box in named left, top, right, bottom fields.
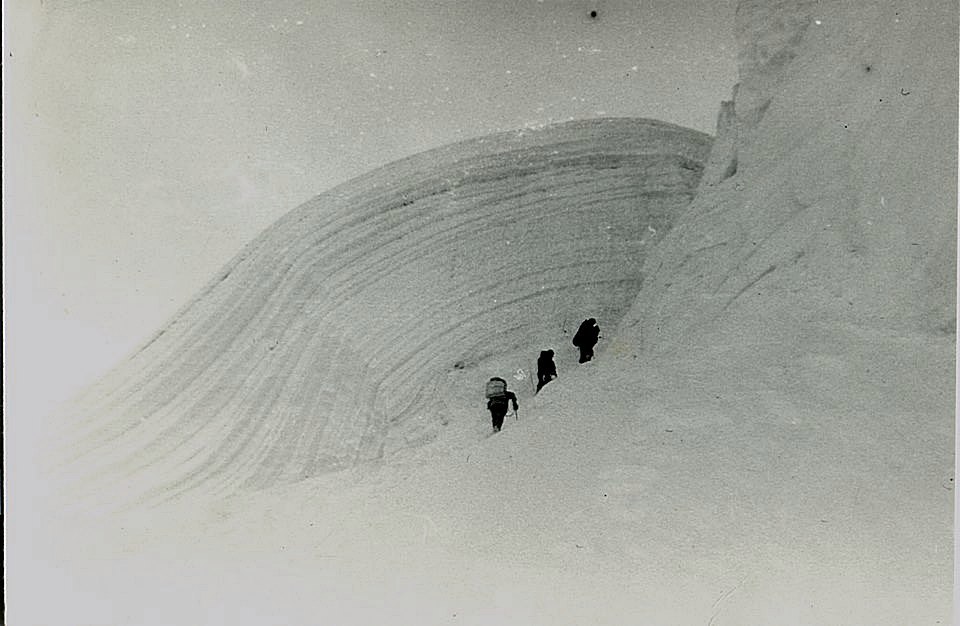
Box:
left=485, top=377, right=519, bottom=432
left=536, top=349, right=557, bottom=393
left=572, top=318, right=600, bottom=363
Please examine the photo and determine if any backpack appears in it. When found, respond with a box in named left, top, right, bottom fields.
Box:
left=485, top=377, right=507, bottom=399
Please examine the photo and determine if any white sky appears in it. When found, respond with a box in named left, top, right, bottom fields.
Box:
left=3, top=0, right=736, bottom=417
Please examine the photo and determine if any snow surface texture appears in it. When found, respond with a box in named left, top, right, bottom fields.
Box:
left=606, top=0, right=956, bottom=622
left=22, top=2, right=955, bottom=625
left=623, top=0, right=956, bottom=358
left=56, top=117, right=711, bottom=504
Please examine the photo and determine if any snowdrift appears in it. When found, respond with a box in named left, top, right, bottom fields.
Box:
left=59, top=118, right=711, bottom=502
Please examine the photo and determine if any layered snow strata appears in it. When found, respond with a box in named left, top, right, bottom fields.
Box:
left=63, top=118, right=711, bottom=501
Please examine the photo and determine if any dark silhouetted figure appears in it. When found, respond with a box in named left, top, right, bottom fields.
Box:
left=536, top=350, right=557, bottom=393
left=485, top=377, right=518, bottom=432
left=572, top=318, right=600, bottom=363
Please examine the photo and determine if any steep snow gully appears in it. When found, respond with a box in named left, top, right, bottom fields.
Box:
left=60, top=118, right=711, bottom=502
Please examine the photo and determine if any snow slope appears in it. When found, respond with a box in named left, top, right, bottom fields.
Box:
left=55, top=117, right=710, bottom=504
left=622, top=0, right=956, bottom=357
left=18, top=1, right=955, bottom=625
left=601, top=0, right=956, bottom=622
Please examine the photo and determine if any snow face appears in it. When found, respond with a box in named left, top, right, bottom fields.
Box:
left=598, top=0, right=955, bottom=622
left=56, top=118, right=711, bottom=503
left=622, top=0, right=957, bottom=357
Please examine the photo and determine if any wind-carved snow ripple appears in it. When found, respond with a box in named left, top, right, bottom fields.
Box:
left=66, top=118, right=711, bottom=502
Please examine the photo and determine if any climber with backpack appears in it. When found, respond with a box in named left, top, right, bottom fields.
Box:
left=536, top=349, right=557, bottom=393
left=572, top=318, right=600, bottom=363
left=484, top=377, right=519, bottom=433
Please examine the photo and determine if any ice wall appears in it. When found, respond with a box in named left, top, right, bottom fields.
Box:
left=62, top=118, right=710, bottom=502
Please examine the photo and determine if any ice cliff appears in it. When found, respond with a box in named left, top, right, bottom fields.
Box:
left=63, top=118, right=711, bottom=501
